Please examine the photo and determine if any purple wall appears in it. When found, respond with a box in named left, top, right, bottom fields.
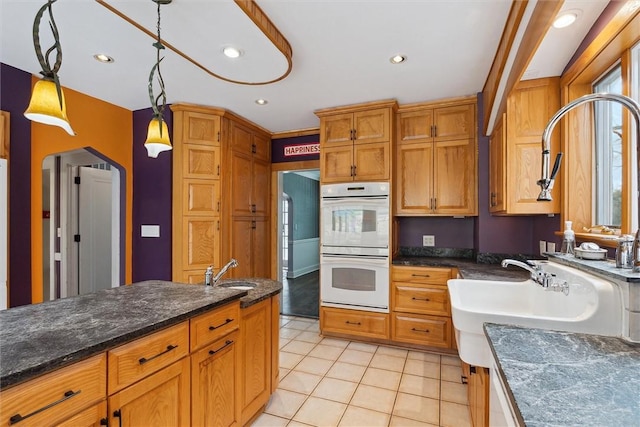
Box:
left=132, top=108, right=173, bottom=282
left=0, top=63, right=33, bottom=307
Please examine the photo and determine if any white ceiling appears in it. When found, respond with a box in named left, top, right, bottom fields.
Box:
left=0, top=0, right=608, bottom=134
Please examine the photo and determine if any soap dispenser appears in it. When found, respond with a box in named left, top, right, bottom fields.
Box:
left=205, top=265, right=213, bottom=286
left=561, top=221, right=576, bottom=255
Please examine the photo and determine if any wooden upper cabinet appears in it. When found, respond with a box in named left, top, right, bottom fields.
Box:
left=490, top=77, right=560, bottom=215
left=183, top=144, right=220, bottom=179
left=396, top=97, right=478, bottom=216
left=253, top=132, right=271, bottom=162
left=183, top=111, right=221, bottom=146
left=317, top=100, right=396, bottom=183
left=0, top=110, right=9, bottom=159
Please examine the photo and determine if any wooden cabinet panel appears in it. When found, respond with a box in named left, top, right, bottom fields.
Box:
left=353, top=142, right=390, bottom=181
left=396, top=98, right=477, bottom=216
left=391, top=312, right=451, bottom=348
left=183, top=144, right=220, bottom=179
left=108, top=358, right=190, bottom=427
left=433, top=138, right=477, bottom=215
left=320, top=307, right=389, bottom=339
left=271, top=297, right=280, bottom=393
left=183, top=112, right=220, bottom=145
left=464, top=363, right=489, bottom=427
left=391, top=266, right=452, bottom=285
left=392, top=283, right=449, bottom=316
left=489, top=115, right=505, bottom=212
left=183, top=217, right=220, bottom=270
left=0, top=354, right=106, bottom=427
left=190, top=301, right=240, bottom=351
left=396, top=142, right=433, bottom=214
left=108, top=322, right=189, bottom=394
left=252, top=217, right=270, bottom=278
left=320, top=144, right=355, bottom=183
left=433, top=104, right=475, bottom=141
left=321, top=113, right=354, bottom=145
left=230, top=151, right=254, bottom=217
left=191, top=332, right=240, bottom=427
left=183, top=179, right=220, bottom=216
left=353, top=108, right=390, bottom=144
left=252, top=160, right=270, bottom=217
left=56, top=401, right=106, bottom=427
left=253, top=132, right=271, bottom=162
left=240, top=300, right=271, bottom=425
left=230, top=121, right=254, bottom=153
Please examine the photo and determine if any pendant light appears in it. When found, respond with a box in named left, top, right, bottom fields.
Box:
left=144, top=0, right=173, bottom=158
left=24, top=0, right=75, bottom=135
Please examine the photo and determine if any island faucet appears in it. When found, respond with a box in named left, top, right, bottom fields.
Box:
left=210, top=258, right=238, bottom=286
left=536, top=93, right=640, bottom=273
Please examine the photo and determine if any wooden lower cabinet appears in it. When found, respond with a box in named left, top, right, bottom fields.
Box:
left=191, top=332, right=240, bottom=427
left=108, top=357, right=190, bottom=427
left=240, top=299, right=272, bottom=425
left=320, top=307, right=389, bottom=340
left=56, top=401, right=107, bottom=427
left=462, top=362, right=489, bottom=427
left=391, top=312, right=451, bottom=348
left=0, top=354, right=107, bottom=427
left=271, top=296, right=280, bottom=393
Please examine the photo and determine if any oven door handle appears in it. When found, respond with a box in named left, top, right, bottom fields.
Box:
left=321, top=254, right=388, bottom=261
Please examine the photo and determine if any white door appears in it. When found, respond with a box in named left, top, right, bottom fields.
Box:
left=77, top=166, right=112, bottom=294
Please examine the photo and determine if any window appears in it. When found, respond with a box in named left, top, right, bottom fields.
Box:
left=594, top=65, right=623, bottom=228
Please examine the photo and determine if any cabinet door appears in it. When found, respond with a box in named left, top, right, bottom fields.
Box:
left=489, top=115, right=505, bottom=213
left=230, top=151, right=253, bottom=216
left=396, top=142, right=433, bottom=214
left=253, top=132, right=271, bottom=162
left=321, top=113, right=353, bottom=145
left=108, top=358, right=190, bottom=427
left=191, top=332, right=240, bottom=427
left=353, top=108, right=390, bottom=144
left=182, top=217, right=220, bottom=271
left=271, top=297, right=280, bottom=393
left=433, top=104, right=475, bottom=142
left=183, top=179, right=220, bottom=217
left=183, top=144, right=220, bottom=179
left=230, top=121, right=254, bottom=154
left=252, top=159, right=271, bottom=217
left=56, top=401, right=107, bottom=427
left=230, top=218, right=253, bottom=278
left=398, top=109, right=433, bottom=143
left=240, top=300, right=271, bottom=425
left=433, top=138, right=477, bottom=215
left=353, top=142, right=389, bottom=181
left=182, top=112, right=220, bottom=146
left=252, top=217, right=270, bottom=279
left=320, top=144, right=354, bottom=183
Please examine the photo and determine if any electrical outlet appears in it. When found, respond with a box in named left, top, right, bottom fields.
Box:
left=422, top=235, right=435, bottom=247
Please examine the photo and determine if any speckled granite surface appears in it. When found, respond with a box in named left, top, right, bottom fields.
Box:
left=0, top=279, right=282, bottom=389
left=484, top=323, right=640, bottom=427
left=392, top=256, right=531, bottom=281
left=547, top=253, right=640, bottom=283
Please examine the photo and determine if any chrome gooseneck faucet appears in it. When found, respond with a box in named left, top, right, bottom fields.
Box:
left=212, top=258, right=238, bottom=286
left=536, top=93, right=640, bottom=273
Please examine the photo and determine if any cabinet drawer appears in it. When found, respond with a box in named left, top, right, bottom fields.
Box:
left=190, top=301, right=240, bottom=351
left=392, top=313, right=452, bottom=348
left=392, top=266, right=452, bottom=285
left=321, top=307, right=389, bottom=339
left=392, top=283, right=450, bottom=316
left=108, top=322, right=189, bottom=394
left=0, top=354, right=106, bottom=427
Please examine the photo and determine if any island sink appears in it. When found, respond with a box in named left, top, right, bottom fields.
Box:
left=447, top=261, right=622, bottom=367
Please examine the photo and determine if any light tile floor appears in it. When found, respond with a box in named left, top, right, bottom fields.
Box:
left=252, top=316, right=472, bottom=427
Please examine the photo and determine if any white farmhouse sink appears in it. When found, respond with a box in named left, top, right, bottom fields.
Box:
left=448, top=261, right=622, bottom=367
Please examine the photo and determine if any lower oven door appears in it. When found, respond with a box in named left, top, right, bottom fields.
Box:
left=320, top=254, right=389, bottom=313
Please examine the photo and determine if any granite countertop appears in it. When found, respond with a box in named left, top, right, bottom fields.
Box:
left=392, top=256, right=531, bottom=281
left=0, top=279, right=282, bottom=389
left=546, top=253, right=640, bottom=283
left=484, top=323, right=640, bottom=426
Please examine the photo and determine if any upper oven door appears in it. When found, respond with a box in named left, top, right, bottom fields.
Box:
left=321, top=196, right=389, bottom=255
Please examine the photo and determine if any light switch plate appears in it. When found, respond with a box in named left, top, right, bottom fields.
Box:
left=141, top=225, right=160, bottom=238
left=422, top=235, right=435, bottom=247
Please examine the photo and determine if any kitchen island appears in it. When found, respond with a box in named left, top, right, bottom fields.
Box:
left=484, top=323, right=640, bottom=426
left=0, top=278, right=282, bottom=426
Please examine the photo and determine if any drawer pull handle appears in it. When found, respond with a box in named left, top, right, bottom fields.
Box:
left=411, top=328, right=430, bottom=333
left=9, top=389, right=81, bottom=425
left=209, top=340, right=234, bottom=355
left=461, top=375, right=468, bottom=385
left=411, top=297, right=431, bottom=302
left=411, top=274, right=431, bottom=278
left=139, top=344, right=178, bottom=365
left=345, top=321, right=361, bottom=326
left=209, top=318, right=234, bottom=330
left=113, top=409, right=122, bottom=427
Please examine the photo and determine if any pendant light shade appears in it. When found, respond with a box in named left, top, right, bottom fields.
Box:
left=24, top=79, right=75, bottom=135
left=144, top=117, right=172, bottom=158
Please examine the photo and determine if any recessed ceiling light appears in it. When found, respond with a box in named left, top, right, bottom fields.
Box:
left=390, top=55, right=406, bottom=64
left=223, top=47, right=242, bottom=58
left=553, top=10, right=581, bottom=29
left=93, top=53, right=114, bottom=63
left=255, top=99, right=268, bottom=105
